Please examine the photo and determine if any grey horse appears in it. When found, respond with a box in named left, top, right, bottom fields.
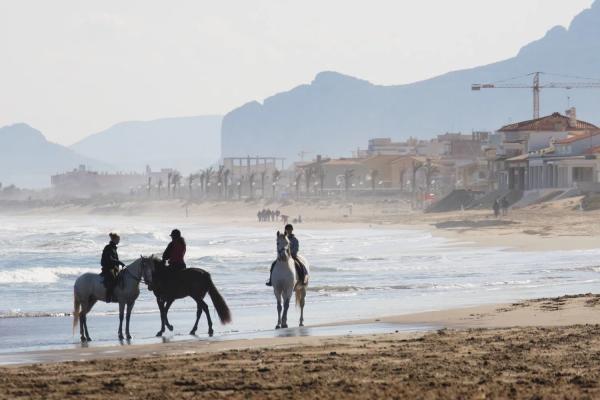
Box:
left=73, top=256, right=156, bottom=342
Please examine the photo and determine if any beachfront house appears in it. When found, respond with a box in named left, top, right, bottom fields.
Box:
left=492, top=110, right=599, bottom=190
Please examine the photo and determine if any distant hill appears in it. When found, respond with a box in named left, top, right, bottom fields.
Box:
left=71, top=115, right=222, bottom=174
left=222, top=1, right=600, bottom=161
left=0, top=123, right=108, bottom=188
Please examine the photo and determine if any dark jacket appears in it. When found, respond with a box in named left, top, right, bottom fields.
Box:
left=288, top=234, right=299, bottom=258
left=101, top=241, right=123, bottom=271
left=163, top=239, right=186, bottom=266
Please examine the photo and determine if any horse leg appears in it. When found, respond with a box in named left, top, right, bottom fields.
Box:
left=118, top=302, right=125, bottom=340
left=125, top=302, right=134, bottom=340
left=164, top=300, right=174, bottom=331
left=190, top=298, right=202, bottom=336
left=299, top=288, right=306, bottom=327
left=276, top=299, right=282, bottom=329
left=282, top=298, right=290, bottom=329
left=156, top=298, right=166, bottom=337
left=79, top=306, right=87, bottom=342
left=84, top=299, right=96, bottom=341
left=201, top=300, right=213, bottom=337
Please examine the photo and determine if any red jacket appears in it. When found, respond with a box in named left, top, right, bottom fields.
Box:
left=163, top=240, right=186, bottom=265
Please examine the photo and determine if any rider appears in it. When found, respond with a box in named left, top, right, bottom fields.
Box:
left=266, top=224, right=307, bottom=286
left=162, top=229, right=187, bottom=272
left=101, top=232, right=125, bottom=302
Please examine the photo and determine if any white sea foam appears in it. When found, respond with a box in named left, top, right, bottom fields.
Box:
left=0, top=267, right=96, bottom=284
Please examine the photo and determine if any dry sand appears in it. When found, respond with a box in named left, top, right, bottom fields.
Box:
left=4, top=294, right=600, bottom=399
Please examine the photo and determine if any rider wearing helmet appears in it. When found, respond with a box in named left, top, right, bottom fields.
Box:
left=101, top=232, right=125, bottom=302
left=266, top=224, right=307, bottom=286
left=163, top=229, right=187, bottom=272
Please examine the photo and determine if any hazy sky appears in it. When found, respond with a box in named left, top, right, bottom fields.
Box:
left=0, top=0, right=594, bottom=145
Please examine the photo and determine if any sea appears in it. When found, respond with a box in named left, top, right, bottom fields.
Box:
left=1, top=213, right=600, bottom=355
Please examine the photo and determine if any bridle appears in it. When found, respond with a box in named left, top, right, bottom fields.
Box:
left=123, top=257, right=153, bottom=285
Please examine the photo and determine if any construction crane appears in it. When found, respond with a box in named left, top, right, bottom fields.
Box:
left=472, top=72, right=600, bottom=119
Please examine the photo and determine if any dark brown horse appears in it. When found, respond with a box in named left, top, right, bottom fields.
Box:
left=150, top=257, right=231, bottom=337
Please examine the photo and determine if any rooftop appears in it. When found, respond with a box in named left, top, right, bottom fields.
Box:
left=498, top=112, right=598, bottom=133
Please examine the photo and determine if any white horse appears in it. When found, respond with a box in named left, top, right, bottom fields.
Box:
left=272, top=231, right=309, bottom=329
left=73, top=256, right=156, bottom=342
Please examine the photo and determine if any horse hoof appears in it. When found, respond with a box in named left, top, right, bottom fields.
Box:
left=156, top=332, right=163, bottom=337
left=126, top=334, right=132, bottom=340
left=275, top=325, right=281, bottom=330
left=299, top=323, right=304, bottom=327
left=80, top=337, right=86, bottom=342
left=167, top=324, right=174, bottom=331
left=189, top=330, right=196, bottom=335
left=118, top=335, right=124, bottom=340
left=282, top=324, right=288, bottom=329
left=208, top=329, right=214, bottom=337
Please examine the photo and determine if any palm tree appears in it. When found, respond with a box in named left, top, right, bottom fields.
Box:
left=204, top=167, right=214, bottom=197
left=304, top=167, right=315, bottom=194
left=260, top=170, right=267, bottom=199
left=248, top=172, right=256, bottom=199
left=187, top=174, right=195, bottom=198
left=369, top=169, right=379, bottom=191
left=295, top=171, right=303, bottom=199
left=343, top=169, right=354, bottom=196
left=317, top=166, right=326, bottom=194
left=216, top=165, right=226, bottom=199
left=423, top=159, right=439, bottom=195
left=171, top=172, right=181, bottom=196
left=158, top=179, right=163, bottom=197
left=271, top=169, right=281, bottom=199
left=237, top=176, right=243, bottom=200
left=223, top=169, right=231, bottom=200
left=167, top=172, right=172, bottom=196
left=147, top=177, right=152, bottom=196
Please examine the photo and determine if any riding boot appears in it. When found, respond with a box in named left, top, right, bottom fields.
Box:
left=106, top=287, right=113, bottom=303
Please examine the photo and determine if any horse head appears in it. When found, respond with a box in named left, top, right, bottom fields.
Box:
left=140, top=254, right=159, bottom=289
left=276, top=231, right=290, bottom=260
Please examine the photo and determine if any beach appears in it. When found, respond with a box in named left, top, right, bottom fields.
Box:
left=2, top=197, right=600, bottom=398
left=3, top=294, right=600, bottom=399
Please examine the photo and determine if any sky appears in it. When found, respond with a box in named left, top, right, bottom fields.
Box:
left=0, top=0, right=594, bottom=145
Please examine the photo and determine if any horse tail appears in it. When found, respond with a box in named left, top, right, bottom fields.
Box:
left=207, top=274, right=232, bottom=324
left=72, top=289, right=81, bottom=334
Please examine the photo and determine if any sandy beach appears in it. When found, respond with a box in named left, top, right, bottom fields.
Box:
left=3, top=294, right=600, bottom=399
left=2, top=197, right=600, bottom=398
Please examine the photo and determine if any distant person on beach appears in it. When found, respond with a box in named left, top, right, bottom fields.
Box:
left=501, top=198, right=509, bottom=216
left=162, top=229, right=187, bottom=271
left=275, top=210, right=280, bottom=221
left=493, top=199, right=500, bottom=218
left=266, top=224, right=308, bottom=286
left=100, top=232, right=125, bottom=302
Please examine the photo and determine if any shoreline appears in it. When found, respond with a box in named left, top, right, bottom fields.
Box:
left=3, top=293, right=600, bottom=367
left=4, top=294, right=600, bottom=398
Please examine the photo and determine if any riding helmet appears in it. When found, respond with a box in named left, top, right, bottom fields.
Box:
left=170, top=229, right=181, bottom=238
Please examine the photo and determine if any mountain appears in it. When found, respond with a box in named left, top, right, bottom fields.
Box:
left=222, top=1, right=600, bottom=161
left=72, top=115, right=222, bottom=174
left=0, top=123, right=108, bottom=188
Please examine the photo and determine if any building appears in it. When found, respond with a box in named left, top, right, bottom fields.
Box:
left=51, top=165, right=179, bottom=196
left=493, top=110, right=600, bottom=190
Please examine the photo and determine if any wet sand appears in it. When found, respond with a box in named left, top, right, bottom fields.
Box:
left=4, top=294, right=600, bottom=399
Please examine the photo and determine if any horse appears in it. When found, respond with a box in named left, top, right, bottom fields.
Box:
left=272, top=231, right=309, bottom=329
left=72, top=256, right=156, bottom=342
left=150, top=256, right=231, bottom=337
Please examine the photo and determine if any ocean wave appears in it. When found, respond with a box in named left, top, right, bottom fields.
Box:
left=0, top=267, right=96, bottom=284
left=307, top=284, right=412, bottom=293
